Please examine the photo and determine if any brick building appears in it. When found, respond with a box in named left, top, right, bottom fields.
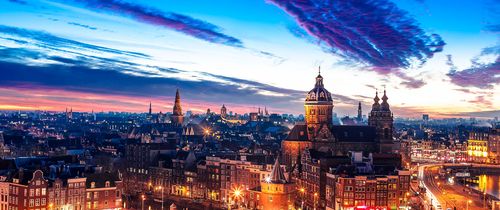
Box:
left=85, top=172, right=123, bottom=210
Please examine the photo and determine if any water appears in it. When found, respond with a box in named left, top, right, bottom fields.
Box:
left=474, top=175, right=500, bottom=199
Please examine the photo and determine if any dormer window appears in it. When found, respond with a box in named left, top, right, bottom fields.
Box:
left=105, top=181, right=110, bottom=188
left=91, top=182, right=96, bottom=188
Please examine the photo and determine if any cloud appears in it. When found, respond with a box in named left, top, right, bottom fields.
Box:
left=68, top=0, right=243, bottom=48
left=447, top=50, right=500, bottom=89
left=0, top=25, right=149, bottom=59
left=67, top=22, right=97, bottom=30
left=468, top=95, right=493, bottom=108
left=394, top=70, right=426, bottom=89
left=269, top=0, right=445, bottom=70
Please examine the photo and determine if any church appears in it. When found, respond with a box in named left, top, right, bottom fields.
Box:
left=281, top=70, right=394, bottom=168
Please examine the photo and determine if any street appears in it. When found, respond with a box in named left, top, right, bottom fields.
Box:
left=419, top=164, right=488, bottom=210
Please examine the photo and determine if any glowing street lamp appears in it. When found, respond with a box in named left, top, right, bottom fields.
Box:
left=156, top=186, right=164, bottom=210
left=265, top=176, right=271, bottom=183
left=314, top=192, right=318, bottom=210
left=467, top=199, right=472, bottom=210
left=141, top=194, right=146, bottom=210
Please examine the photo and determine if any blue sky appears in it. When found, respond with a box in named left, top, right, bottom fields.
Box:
left=0, top=0, right=498, bottom=118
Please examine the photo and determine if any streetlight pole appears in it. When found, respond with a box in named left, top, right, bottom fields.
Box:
left=141, top=194, right=145, bottom=210
left=161, top=186, right=164, bottom=210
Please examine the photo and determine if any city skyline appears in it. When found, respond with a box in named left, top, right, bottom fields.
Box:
left=0, top=0, right=499, bottom=119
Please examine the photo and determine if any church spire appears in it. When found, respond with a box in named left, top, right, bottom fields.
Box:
left=315, top=66, right=324, bottom=88
left=173, top=89, right=182, bottom=115
left=269, top=155, right=287, bottom=183
left=171, top=89, right=184, bottom=124
left=148, top=101, right=152, bottom=115
left=357, top=101, right=362, bottom=121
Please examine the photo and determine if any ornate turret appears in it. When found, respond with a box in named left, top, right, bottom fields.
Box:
left=170, top=89, right=184, bottom=124
left=372, top=91, right=380, bottom=111
left=305, top=67, right=333, bottom=103
left=381, top=89, right=390, bottom=111
left=304, top=67, right=334, bottom=141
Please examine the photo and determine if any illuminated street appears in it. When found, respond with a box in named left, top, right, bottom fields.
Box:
left=419, top=164, right=491, bottom=210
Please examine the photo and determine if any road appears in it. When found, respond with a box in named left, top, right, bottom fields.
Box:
left=418, top=164, right=488, bottom=210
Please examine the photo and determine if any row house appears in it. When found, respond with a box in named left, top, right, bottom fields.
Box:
left=85, top=172, right=123, bottom=210
left=48, top=177, right=86, bottom=210
left=9, top=170, right=48, bottom=210
left=2, top=170, right=123, bottom=210
left=326, top=170, right=411, bottom=210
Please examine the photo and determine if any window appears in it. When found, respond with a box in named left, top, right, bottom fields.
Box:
left=30, top=189, right=34, bottom=196
left=91, top=182, right=96, bottom=188
left=29, top=199, right=34, bottom=207
left=41, top=188, right=46, bottom=196
left=105, top=181, right=110, bottom=188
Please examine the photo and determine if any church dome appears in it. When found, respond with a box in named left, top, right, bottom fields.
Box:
left=305, top=72, right=333, bottom=103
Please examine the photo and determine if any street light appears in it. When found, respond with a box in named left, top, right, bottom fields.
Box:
left=299, top=187, right=305, bottom=210
left=156, top=186, right=164, bottom=210
left=467, top=199, right=472, bottom=210
left=314, top=192, right=318, bottom=210
left=141, top=194, right=146, bottom=210
left=232, top=187, right=243, bottom=208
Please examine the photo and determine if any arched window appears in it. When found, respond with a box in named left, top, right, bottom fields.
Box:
left=105, top=181, right=110, bottom=188
left=91, top=182, right=95, bottom=188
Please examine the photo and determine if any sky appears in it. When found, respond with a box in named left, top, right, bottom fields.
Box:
left=0, top=0, right=498, bottom=118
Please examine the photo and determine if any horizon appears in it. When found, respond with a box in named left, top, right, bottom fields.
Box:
left=0, top=0, right=498, bottom=119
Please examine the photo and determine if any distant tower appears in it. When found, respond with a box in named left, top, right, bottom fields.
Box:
left=67, top=108, right=73, bottom=120
left=170, top=89, right=184, bottom=124
left=220, top=104, right=227, bottom=118
left=304, top=67, right=334, bottom=140
left=148, top=101, right=152, bottom=115
left=357, top=101, right=362, bottom=122
left=265, top=107, right=269, bottom=116
left=368, top=89, right=394, bottom=153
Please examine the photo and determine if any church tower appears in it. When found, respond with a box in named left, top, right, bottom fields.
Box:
left=304, top=67, right=334, bottom=141
left=148, top=102, right=152, bottom=115
left=220, top=104, right=227, bottom=118
left=170, top=89, right=184, bottom=124
left=357, top=101, right=362, bottom=122
left=368, top=89, right=394, bottom=153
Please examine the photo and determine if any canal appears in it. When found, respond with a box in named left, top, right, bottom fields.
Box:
left=472, top=174, right=500, bottom=199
